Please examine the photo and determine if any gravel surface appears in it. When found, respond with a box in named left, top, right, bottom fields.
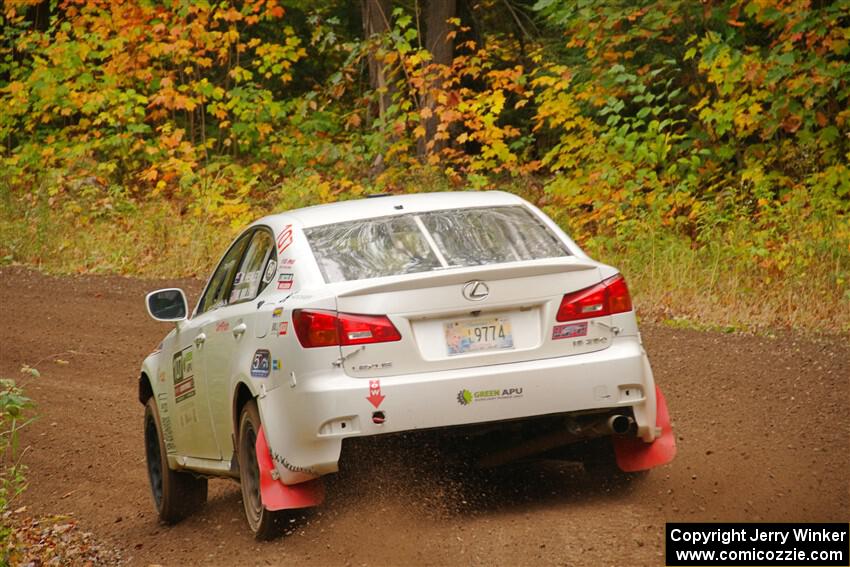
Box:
left=1, top=267, right=847, bottom=566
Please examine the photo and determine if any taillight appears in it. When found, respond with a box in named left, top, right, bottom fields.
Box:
left=292, top=309, right=401, bottom=348
left=604, top=274, right=632, bottom=314
left=338, top=312, right=402, bottom=345
left=556, top=274, right=633, bottom=322
left=292, top=309, right=339, bottom=347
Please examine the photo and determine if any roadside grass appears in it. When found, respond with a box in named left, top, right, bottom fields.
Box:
left=0, top=200, right=233, bottom=278
left=595, top=236, right=850, bottom=336
left=1, top=197, right=847, bottom=336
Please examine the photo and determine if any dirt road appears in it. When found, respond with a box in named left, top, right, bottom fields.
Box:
left=1, top=267, right=847, bottom=566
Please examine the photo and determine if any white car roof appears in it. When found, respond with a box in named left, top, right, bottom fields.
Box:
left=264, top=190, right=526, bottom=229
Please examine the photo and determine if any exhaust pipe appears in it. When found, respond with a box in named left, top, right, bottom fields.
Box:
left=607, top=414, right=634, bottom=435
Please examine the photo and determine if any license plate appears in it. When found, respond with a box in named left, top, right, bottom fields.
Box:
left=445, top=318, right=514, bottom=356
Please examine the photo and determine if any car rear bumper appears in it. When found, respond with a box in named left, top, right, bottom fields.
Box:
left=259, top=335, right=657, bottom=484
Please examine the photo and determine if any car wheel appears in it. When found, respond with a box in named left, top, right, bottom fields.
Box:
left=144, top=397, right=208, bottom=524
left=238, top=400, right=284, bottom=540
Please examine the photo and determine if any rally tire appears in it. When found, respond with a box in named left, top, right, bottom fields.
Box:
left=144, top=397, right=208, bottom=524
left=238, top=400, right=285, bottom=540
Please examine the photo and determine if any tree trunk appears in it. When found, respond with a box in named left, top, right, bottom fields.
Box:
left=418, top=0, right=457, bottom=159
left=361, top=0, right=393, bottom=122
left=416, top=0, right=457, bottom=158
left=425, top=0, right=456, bottom=68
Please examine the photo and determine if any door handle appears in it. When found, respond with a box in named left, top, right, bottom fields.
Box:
left=232, top=323, right=247, bottom=338
left=194, top=333, right=206, bottom=347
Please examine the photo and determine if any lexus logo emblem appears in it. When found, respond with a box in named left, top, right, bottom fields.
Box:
left=462, top=280, right=489, bottom=301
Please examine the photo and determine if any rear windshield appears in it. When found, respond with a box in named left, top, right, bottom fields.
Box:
left=304, top=206, right=569, bottom=283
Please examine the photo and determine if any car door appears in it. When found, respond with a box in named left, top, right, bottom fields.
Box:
left=202, top=228, right=278, bottom=459
left=178, top=231, right=252, bottom=460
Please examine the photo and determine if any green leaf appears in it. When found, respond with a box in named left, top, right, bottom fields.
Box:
left=20, top=366, right=39, bottom=378
left=775, top=52, right=795, bottom=66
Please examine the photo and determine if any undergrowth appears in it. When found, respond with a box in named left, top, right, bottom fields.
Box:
left=1, top=181, right=846, bottom=336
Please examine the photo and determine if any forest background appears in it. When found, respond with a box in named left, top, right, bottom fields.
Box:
left=1, top=0, right=848, bottom=333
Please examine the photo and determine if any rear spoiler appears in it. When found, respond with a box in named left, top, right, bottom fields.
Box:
left=335, top=259, right=599, bottom=298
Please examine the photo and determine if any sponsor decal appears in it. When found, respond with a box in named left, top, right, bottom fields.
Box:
left=272, top=359, right=281, bottom=371
left=215, top=320, right=230, bottom=333
left=175, top=377, right=196, bottom=402
left=280, top=258, right=296, bottom=266
left=233, top=271, right=244, bottom=285
left=157, top=391, right=176, bottom=453
left=366, top=379, right=385, bottom=408
left=552, top=321, right=588, bottom=340
left=276, top=224, right=293, bottom=254
left=172, top=347, right=196, bottom=403
left=157, top=370, right=166, bottom=383
left=272, top=307, right=283, bottom=318
left=271, top=450, right=319, bottom=475
left=277, top=273, right=294, bottom=290
left=278, top=321, right=289, bottom=336
left=263, top=259, right=277, bottom=283
left=157, top=391, right=169, bottom=414
left=456, top=387, right=523, bottom=406
left=178, top=404, right=199, bottom=427
left=245, top=271, right=260, bottom=282
left=251, top=349, right=271, bottom=378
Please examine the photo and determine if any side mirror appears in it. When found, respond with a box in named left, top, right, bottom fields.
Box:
left=146, top=288, right=189, bottom=322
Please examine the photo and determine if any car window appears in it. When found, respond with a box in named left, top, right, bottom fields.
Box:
left=421, top=206, right=567, bottom=267
left=304, top=206, right=569, bottom=283
left=229, top=229, right=276, bottom=304
left=305, top=215, right=442, bottom=282
left=198, top=233, right=252, bottom=314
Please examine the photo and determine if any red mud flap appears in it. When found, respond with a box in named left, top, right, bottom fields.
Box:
left=613, top=386, right=677, bottom=472
left=255, top=426, right=325, bottom=511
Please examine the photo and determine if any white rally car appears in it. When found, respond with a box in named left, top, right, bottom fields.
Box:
left=140, top=191, right=675, bottom=538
